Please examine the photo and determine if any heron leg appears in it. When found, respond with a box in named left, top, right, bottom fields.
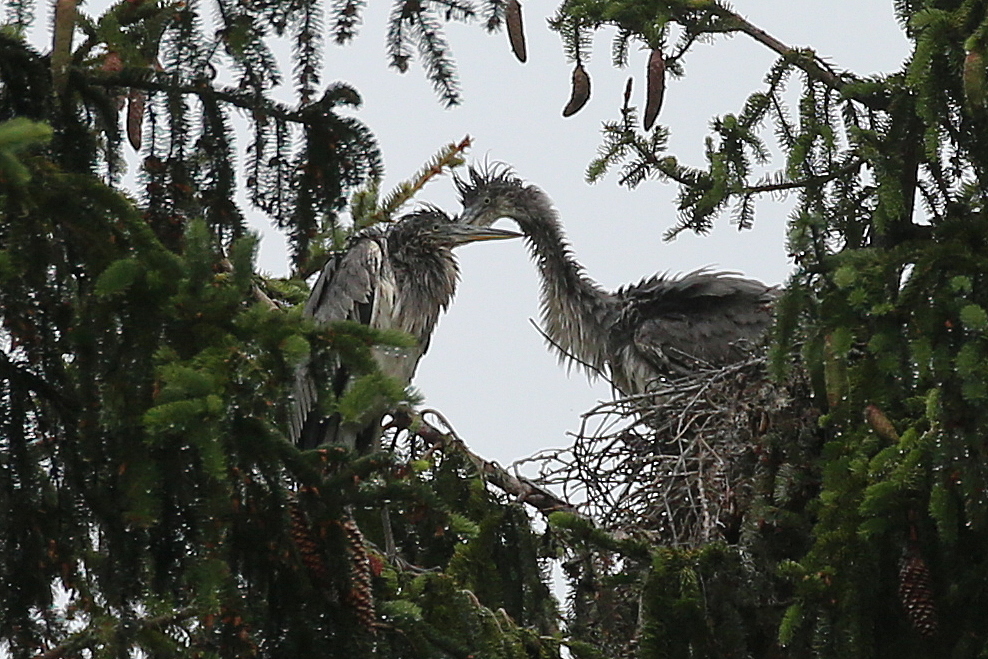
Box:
left=381, top=504, right=397, bottom=562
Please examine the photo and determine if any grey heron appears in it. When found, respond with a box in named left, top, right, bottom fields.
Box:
left=290, top=207, right=520, bottom=451
left=454, top=167, right=778, bottom=395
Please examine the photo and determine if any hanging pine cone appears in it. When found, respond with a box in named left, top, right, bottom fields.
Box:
left=342, top=515, right=377, bottom=633
left=643, top=48, right=665, bottom=131
left=898, top=545, right=939, bottom=637
left=289, top=502, right=328, bottom=584
left=126, top=89, right=146, bottom=151
left=562, top=62, right=591, bottom=117
left=505, top=0, right=527, bottom=63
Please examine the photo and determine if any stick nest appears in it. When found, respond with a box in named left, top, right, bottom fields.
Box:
left=514, top=354, right=819, bottom=547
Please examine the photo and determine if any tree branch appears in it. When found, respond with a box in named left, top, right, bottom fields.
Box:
left=389, top=407, right=582, bottom=517
left=88, top=70, right=324, bottom=127
left=702, top=2, right=890, bottom=111
left=34, top=608, right=197, bottom=659
left=0, top=351, right=79, bottom=418
left=742, top=158, right=866, bottom=195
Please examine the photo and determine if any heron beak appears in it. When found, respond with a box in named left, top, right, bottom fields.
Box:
left=448, top=224, right=521, bottom=245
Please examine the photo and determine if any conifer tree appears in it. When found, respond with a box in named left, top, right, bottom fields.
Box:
left=544, top=0, right=988, bottom=656
left=10, top=0, right=988, bottom=657
left=0, top=1, right=559, bottom=658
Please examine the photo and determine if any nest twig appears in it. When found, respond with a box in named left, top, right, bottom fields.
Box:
left=514, top=354, right=815, bottom=547
left=380, top=346, right=816, bottom=552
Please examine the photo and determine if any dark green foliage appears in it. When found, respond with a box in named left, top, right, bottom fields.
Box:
left=18, top=0, right=988, bottom=655
left=548, top=0, right=988, bottom=656
left=0, top=2, right=561, bottom=657
left=349, top=449, right=558, bottom=635
left=386, top=0, right=476, bottom=107
left=0, top=132, right=559, bottom=656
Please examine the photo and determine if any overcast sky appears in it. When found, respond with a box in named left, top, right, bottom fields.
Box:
left=257, top=1, right=910, bottom=470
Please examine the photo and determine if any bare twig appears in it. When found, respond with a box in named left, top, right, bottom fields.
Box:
left=90, top=70, right=329, bottom=126
left=510, top=351, right=816, bottom=546
left=742, top=159, right=867, bottom=195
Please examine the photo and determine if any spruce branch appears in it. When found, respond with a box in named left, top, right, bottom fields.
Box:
left=389, top=407, right=582, bottom=517
left=293, top=137, right=468, bottom=278
left=0, top=351, right=78, bottom=420
left=34, top=608, right=197, bottom=659
left=700, top=3, right=888, bottom=110
left=364, top=135, right=472, bottom=227
left=330, top=0, right=365, bottom=44
left=480, top=0, right=506, bottom=31
left=88, top=70, right=346, bottom=128
left=387, top=406, right=671, bottom=566
left=385, top=0, right=472, bottom=106
left=741, top=158, right=866, bottom=195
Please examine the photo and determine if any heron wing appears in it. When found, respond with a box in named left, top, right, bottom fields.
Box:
left=290, top=235, right=393, bottom=445
left=305, top=235, right=390, bottom=325
left=617, top=270, right=778, bottom=386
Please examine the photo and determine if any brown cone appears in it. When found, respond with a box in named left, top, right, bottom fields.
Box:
left=898, top=545, right=939, bottom=638
left=864, top=404, right=899, bottom=442
left=505, top=0, right=527, bottom=63
left=643, top=49, right=666, bottom=131
left=342, top=516, right=377, bottom=633
left=289, top=502, right=328, bottom=584
left=563, top=63, right=591, bottom=117
left=126, top=89, right=146, bottom=151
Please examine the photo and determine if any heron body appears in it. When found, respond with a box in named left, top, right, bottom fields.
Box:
left=291, top=208, right=519, bottom=450
left=455, top=167, right=778, bottom=395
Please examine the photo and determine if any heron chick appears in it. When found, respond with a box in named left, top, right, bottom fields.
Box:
left=454, top=167, right=778, bottom=395
left=291, top=207, right=520, bottom=451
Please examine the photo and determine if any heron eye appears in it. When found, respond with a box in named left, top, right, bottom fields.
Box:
left=483, top=196, right=491, bottom=205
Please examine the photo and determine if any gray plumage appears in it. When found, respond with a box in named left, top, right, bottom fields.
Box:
left=291, top=207, right=519, bottom=450
left=455, top=167, right=778, bottom=395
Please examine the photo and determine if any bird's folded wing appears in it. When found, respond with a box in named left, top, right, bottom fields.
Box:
left=624, top=272, right=778, bottom=379
left=305, top=236, right=387, bottom=324
left=290, top=236, right=387, bottom=444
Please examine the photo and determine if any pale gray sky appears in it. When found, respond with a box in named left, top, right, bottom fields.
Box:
left=259, top=1, right=910, bottom=467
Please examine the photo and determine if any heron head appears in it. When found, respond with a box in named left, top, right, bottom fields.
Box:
left=454, top=165, right=530, bottom=228
left=392, top=206, right=520, bottom=251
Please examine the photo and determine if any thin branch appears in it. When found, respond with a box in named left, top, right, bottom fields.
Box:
left=0, top=351, right=79, bottom=417
left=366, top=135, right=473, bottom=226
left=702, top=2, right=889, bottom=111
left=742, top=158, right=866, bottom=195
left=34, top=608, right=197, bottom=659
left=89, top=70, right=325, bottom=127
left=390, top=407, right=582, bottom=517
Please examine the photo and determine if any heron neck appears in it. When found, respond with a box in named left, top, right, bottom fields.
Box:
left=516, top=194, right=614, bottom=374
left=391, top=246, right=459, bottom=341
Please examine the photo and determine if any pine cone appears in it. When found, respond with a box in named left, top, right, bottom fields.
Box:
left=289, top=502, right=328, bottom=584
left=562, top=63, right=591, bottom=117
left=964, top=47, right=986, bottom=108
left=898, top=546, right=939, bottom=637
left=643, top=48, right=666, bottom=131
left=505, top=0, right=527, bottom=63
left=127, top=89, right=146, bottom=151
left=864, top=405, right=899, bottom=442
left=342, top=516, right=377, bottom=633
